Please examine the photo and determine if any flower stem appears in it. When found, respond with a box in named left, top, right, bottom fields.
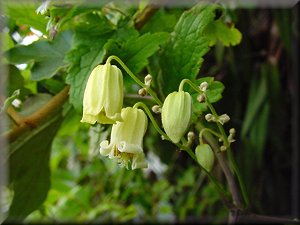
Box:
left=180, top=143, right=231, bottom=208
left=199, top=128, right=223, bottom=144
left=179, top=79, right=202, bottom=93
left=206, top=100, right=250, bottom=208
left=133, top=102, right=170, bottom=141
left=133, top=101, right=230, bottom=208
left=107, top=56, right=163, bottom=106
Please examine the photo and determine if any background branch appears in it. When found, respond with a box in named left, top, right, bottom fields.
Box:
left=5, top=86, right=70, bottom=143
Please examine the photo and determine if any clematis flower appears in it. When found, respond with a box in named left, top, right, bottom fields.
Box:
left=99, top=107, right=148, bottom=170
left=81, top=62, right=123, bottom=124
left=161, top=91, right=192, bottom=143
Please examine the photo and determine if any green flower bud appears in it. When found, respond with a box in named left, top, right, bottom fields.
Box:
left=161, top=91, right=192, bottom=143
left=195, top=144, right=215, bottom=172
left=81, top=62, right=123, bottom=124
left=199, top=81, right=209, bottom=92
left=100, top=107, right=148, bottom=170
left=218, top=114, right=230, bottom=125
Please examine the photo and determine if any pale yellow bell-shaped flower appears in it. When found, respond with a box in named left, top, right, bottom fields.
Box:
left=81, top=62, right=123, bottom=124
left=99, top=107, right=148, bottom=169
left=161, top=91, right=192, bottom=143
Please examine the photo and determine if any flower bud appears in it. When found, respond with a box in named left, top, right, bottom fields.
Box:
left=187, top=131, right=195, bottom=146
left=151, top=105, right=161, bottom=114
left=218, top=114, right=230, bottom=125
left=187, top=131, right=195, bottom=141
left=195, top=144, right=215, bottom=172
left=162, top=91, right=192, bottom=143
left=199, top=81, right=209, bottom=92
left=197, top=94, right=206, bottom=103
left=144, top=74, right=152, bottom=87
left=138, top=88, right=147, bottom=97
left=220, top=145, right=227, bottom=151
left=205, top=113, right=215, bottom=122
left=81, top=62, right=123, bottom=124
left=228, top=128, right=236, bottom=143
left=229, top=128, right=236, bottom=135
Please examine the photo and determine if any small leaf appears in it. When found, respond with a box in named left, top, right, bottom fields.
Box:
left=206, top=81, right=225, bottom=103
left=204, top=20, right=242, bottom=47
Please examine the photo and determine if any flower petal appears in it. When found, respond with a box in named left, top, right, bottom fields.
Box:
left=99, top=140, right=113, bottom=156
left=117, top=141, right=143, bottom=154
left=132, top=153, right=148, bottom=169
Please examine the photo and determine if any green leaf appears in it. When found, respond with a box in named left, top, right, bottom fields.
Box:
left=159, top=4, right=219, bottom=94
left=206, top=81, right=225, bottom=103
left=72, top=11, right=115, bottom=36
left=249, top=102, right=270, bottom=167
left=3, top=1, right=48, bottom=33
left=108, top=32, right=169, bottom=74
left=6, top=31, right=72, bottom=80
left=140, top=9, right=178, bottom=34
left=7, top=65, right=24, bottom=96
left=241, top=68, right=268, bottom=137
left=1, top=31, right=14, bottom=53
left=7, top=111, right=63, bottom=221
left=204, top=20, right=242, bottom=47
left=66, top=39, right=107, bottom=113
left=273, top=9, right=292, bottom=54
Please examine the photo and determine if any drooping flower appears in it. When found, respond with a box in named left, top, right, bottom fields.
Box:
left=100, top=107, right=148, bottom=169
left=161, top=91, right=192, bottom=143
left=195, top=144, right=215, bottom=172
left=81, top=62, right=123, bottom=124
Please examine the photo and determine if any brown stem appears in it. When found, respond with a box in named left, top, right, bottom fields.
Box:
left=228, top=208, right=241, bottom=224
left=215, top=152, right=243, bottom=209
left=196, top=122, right=244, bottom=225
left=238, top=213, right=299, bottom=224
left=6, top=106, right=24, bottom=125
left=5, top=86, right=70, bottom=143
left=134, top=4, right=159, bottom=30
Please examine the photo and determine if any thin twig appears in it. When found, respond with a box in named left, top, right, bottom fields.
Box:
left=5, top=86, right=70, bottom=143
left=134, top=4, right=159, bottom=30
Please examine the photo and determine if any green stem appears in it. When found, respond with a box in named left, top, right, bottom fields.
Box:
left=206, top=102, right=230, bottom=147
left=133, top=101, right=230, bottom=207
left=206, top=100, right=249, bottom=208
left=133, top=102, right=170, bottom=141
left=179, top=79, right=202, bottom=93
left=107, top=56, right=163, bottom=106
left=182, top=144, right=231, bottom=208
left=178, top=78, right=249, bottom=207
left=199, top=128, right=223, bottom=144
left=176, top=137, right=230, bottom=208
